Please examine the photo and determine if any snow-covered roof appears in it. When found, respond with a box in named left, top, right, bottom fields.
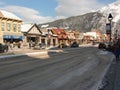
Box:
left=21, top=23, right=34, bottom=32
left=84, top=32, right=97, bottom=38
left=0, top=10, right=22, bottom=21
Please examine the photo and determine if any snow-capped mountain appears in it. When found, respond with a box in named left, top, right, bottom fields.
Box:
left=98, top=0, right=120, bottom=34
left=99, top=0, right=120, bottom=23
left=39, top=1, right=120, bottom=34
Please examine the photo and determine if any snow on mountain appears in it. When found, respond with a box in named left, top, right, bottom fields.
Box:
left=99, top=0, right=120, bottom=23
left=39, top=1, right=120, bottom=34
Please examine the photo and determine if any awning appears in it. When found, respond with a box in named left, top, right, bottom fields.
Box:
left=3, top=35, right=23, bottom=39
left=3, top=35, right=12, bottom=39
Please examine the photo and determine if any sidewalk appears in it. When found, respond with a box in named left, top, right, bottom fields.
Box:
left=0, top=47, right=44, bottom=55
left=100, top=58, right=120, bottom=90
left=0, top=46, right=64, bottom=59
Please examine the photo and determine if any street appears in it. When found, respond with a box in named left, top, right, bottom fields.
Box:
left=0, top=47, right=114, bottom=90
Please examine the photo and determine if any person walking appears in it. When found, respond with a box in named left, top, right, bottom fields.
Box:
left=7, top=42, right=13, bottom=50
left=113, top=44, right=120, bottom=61
left=13, top=42, right=16, bottom=48
left=17, top=41, right=22, bottom=48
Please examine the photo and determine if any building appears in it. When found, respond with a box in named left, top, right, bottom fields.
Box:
left=21, top=24, right=58, bottom=47
left=66, top=30, right=84, bottom=45
left=40, top=28, right=58, bottom=47
left=0, top=10, right=23, bottom=43
left=83, top=30, right=102, bottom=44
left=21, top=23, right=42, bottom=45
left=51, top=28, right=68, bottom=46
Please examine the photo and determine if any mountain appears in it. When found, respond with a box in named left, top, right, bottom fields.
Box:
left=39, top=12, right=106, bottom=33
left=99, top=0, right=120, bottom=23
left=99, top=0, right=120, bottom=34
left=38, top=1, right=120, bottom=34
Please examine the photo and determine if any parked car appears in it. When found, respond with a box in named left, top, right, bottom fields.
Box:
left=98, top=42, right=106, bottom=49
left=58, top=43, right=67, bottom=48
left=71, top=42, right=79, bottom=48
left=33, top=43, right=46, bottom=50
left=0, top=43, right=8, bottom=53
left=39, top=43, right=46, bottom=49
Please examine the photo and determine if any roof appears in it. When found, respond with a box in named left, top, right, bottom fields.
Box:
left=21, top=23, right=42, bottom=35
left=51, top=28, right=68, bottom=39
left=0, top=10, right=22, bottom=21
left=21, top=23, right=34, bottom=32
left=51, top=28, right=66, bottom=35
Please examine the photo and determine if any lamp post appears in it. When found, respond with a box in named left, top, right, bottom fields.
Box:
left=108, top=13, right=113, bottom=42
left=47, top=29, right=51, bottom=47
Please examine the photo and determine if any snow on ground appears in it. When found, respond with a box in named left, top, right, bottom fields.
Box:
left=98, top=50, right=112, bottom=55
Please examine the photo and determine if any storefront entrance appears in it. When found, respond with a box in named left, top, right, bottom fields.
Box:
left=27, top=36, right=39, bottom=44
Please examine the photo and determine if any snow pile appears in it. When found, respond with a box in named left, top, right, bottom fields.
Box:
left=98, top=50, right=111, bottom=55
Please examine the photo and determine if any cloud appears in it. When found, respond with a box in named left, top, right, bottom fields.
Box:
left=55, top=0, right=105, bottom=17
left=0, top=0, right=111, bottom=24
left=1, top=6, right=55, bottom=24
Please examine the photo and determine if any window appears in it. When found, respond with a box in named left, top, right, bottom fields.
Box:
left=7, top=23, right=11, bottom=31
left=13, top=24, right=17, bottom=32
left=18, top=24, right=21, bottom=32
left=1, top=22, right=4, bottom=31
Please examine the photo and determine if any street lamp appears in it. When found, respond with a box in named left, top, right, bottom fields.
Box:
left=108, top=13, right=113, bottom=42
left=47, top=29, right=51, bottom=47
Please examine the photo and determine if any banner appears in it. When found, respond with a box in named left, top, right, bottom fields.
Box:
left=106, top=23, right=111, bottom=34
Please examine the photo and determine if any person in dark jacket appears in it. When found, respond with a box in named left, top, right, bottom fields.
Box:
left=113, top=44, right=120, bottom=61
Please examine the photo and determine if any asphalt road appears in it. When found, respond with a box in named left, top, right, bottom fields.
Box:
left=0, top=47, right=114, bottom=90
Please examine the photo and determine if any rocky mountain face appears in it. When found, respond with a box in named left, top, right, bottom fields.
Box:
left=38, top=1, right=120, bottom=34
left=38, top=12, right=106, bottom=33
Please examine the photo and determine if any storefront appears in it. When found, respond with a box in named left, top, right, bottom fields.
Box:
left=25, top=34, right=40, bottom=43
left=21, top=24, right=42, bottom=44
left=3, top=35, right=23, bottom=42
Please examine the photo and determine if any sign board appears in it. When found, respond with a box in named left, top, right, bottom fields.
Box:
left=3, top=35, right=23, bottom=39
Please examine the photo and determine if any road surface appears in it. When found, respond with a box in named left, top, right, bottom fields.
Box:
left=0, top=47, right=114, bottom=90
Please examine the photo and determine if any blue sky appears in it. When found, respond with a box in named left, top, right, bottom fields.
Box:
left=0, top=0, right=117, bottom=24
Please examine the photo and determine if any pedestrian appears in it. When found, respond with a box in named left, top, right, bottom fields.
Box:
left=29, top=41, right=32, bottom=49
left=13, top=42, right=16, bottom=48
left=113, top=44, right=120, bottom=61
left=7, top=42, right=12, bottom=50
left=17, top=41, right=21, bottom=48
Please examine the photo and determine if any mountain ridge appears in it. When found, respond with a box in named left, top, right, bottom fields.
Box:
left=38, top=12, right=105, bottom=33
left=38, top=1, right=120, bottom=34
